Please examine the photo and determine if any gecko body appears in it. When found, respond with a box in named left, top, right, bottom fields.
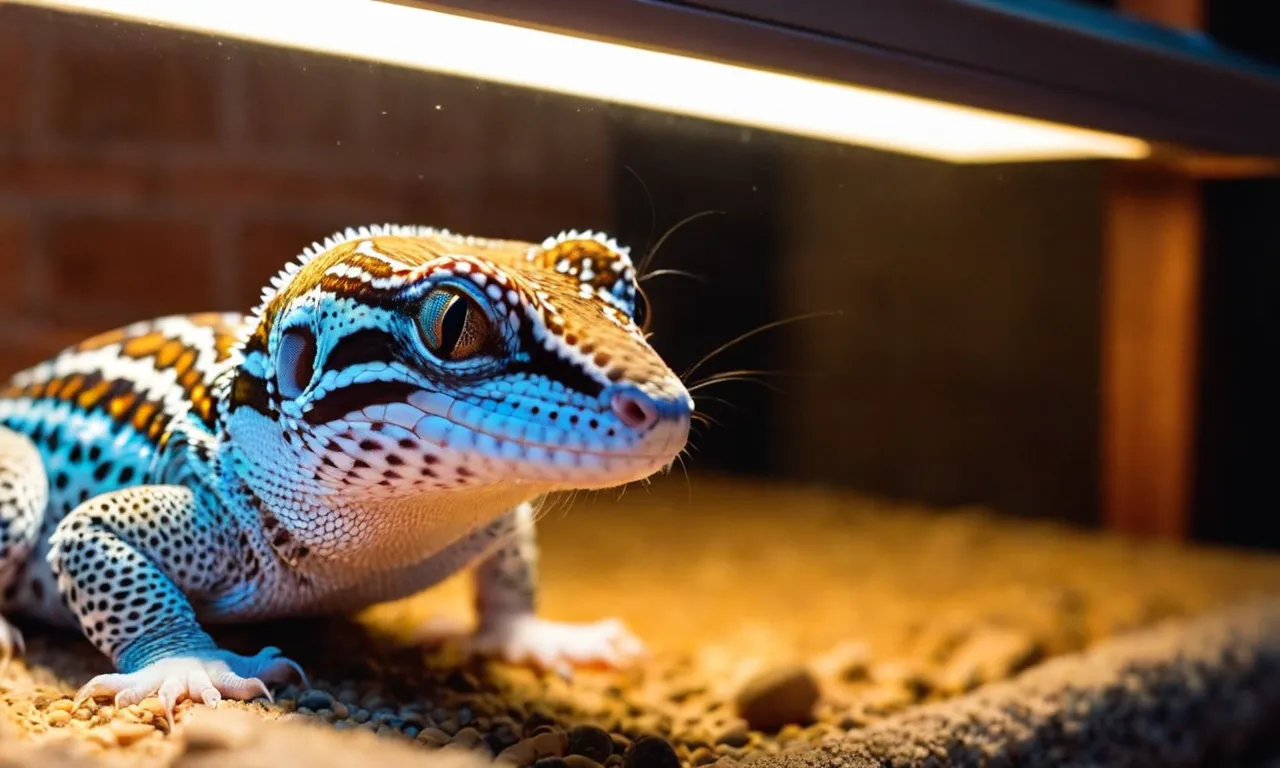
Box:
left=0, top=224, right=691, bottom=711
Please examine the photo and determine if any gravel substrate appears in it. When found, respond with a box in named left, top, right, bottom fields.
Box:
left=2, top=476, right=1279, bottom=767
left=755, top=597, right=1280, bottom=768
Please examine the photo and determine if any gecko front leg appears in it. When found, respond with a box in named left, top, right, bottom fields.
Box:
left=47, top=484, right=302, bottom=717
left=462, top=502, right=645, bottom=676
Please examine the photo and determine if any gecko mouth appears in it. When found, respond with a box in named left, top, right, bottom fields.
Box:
left=332, top=390, right=688, bottom=464
left=338, top=410, right=682, bottom=463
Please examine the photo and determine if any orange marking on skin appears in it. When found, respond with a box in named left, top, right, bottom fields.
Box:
left=213, top=331, right=239, bottom=362
left=58, top=375, right=86, bottom=402
left=147, top=418, right=165, bottom=441
left=173, top=348, right=198, bottom=378
left=76, top=378, right=111, bottom=410
left=195, top=396, right=213, bottom=423
left=179, top=368, right=202, bottom=391
left=122, top=332, right=166, bottom=360
left=154, top=339, right=184, bottom=368
left=107, top=392, right=136, bottom=420
left=131, top=401, right=156, bottom=433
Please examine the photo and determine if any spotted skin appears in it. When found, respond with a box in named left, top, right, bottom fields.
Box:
left=0, top=224, right=692, bottom=709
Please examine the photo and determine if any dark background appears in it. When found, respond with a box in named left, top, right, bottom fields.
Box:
left=0, top=1, right=1277, bottom=547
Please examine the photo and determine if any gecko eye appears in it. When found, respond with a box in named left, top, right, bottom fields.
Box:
left=276, top=327, right=317, bottom=399
left=419, top=287, right=491, bottom=361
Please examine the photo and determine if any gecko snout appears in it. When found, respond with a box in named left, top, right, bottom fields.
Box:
left=610, top=386, right=660, bottom=430
left=605, top=383, right=691, bottom=434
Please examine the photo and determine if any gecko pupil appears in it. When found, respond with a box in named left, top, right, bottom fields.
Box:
left=439, top=297, right=468, bottom=357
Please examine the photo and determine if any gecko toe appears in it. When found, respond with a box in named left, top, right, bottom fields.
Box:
left=466, top=615, right=646, bottom=675
left=76, top=647, right=304, bottom=722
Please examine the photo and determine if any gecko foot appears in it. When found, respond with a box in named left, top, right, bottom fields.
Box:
left=1, top=614, right=24, bottom=677
left=75, top=647, right=307, bottom=725
left=458, top=615, right=646, bottom=679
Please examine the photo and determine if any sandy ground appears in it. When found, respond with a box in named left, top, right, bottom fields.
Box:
left=3, top=475, right=1280, bottom=766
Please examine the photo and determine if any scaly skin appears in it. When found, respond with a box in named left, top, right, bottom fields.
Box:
left=0, top=224, right=692, bottom=717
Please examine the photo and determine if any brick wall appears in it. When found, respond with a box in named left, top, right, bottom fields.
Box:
left=0, top=5, right=614, bottom=375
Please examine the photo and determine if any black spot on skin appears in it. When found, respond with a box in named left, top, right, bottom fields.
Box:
left=386, top=454, right=404, bottom=466
left=359, top=440, right=379, bottom=451
left=92, top=463, right=112, bottom=483
left=69, top=444, right=83, bottom=463
left=54, top=473, right=69, bottom=490
left=118, top=467, right=135, bottom=484
left=353, top=459, right=369, bottom=470
left=398, top=438, right=415, bottom=449
left=88, top=445, right=102, bottom=462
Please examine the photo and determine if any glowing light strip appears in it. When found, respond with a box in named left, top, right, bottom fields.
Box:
left=9, top=0, right=1151, bottom=163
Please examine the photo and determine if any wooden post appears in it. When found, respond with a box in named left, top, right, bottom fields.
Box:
left=1101, top=169, right=1201, bottom=539
left=1101, top=0, right=1205, bottom=540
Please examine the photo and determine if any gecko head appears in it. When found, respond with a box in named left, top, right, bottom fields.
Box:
left=225, top=224, right=692, bottom=503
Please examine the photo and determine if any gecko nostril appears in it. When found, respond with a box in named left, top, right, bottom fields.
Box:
left=609, top=388, right=659, bottom=431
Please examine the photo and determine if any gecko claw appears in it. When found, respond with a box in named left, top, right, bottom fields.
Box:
left=76, top=647, right=302, bottom=719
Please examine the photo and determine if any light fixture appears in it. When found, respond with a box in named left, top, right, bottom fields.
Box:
left=9, top=0, right=1152, bottom=163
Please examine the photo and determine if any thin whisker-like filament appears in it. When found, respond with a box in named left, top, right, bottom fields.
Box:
left=691, top=412, right=722, bottom=429
left=674, top=452, right=692, bottom=503
left=638, top=209, right=725, bottom=276
left=681, top=310, right=841, bottom=382
left=623, top=165, right=657, bottom=257
left=687, top=376, right=785, bottom=394
left=686, top=368, right=807, bottom=389
left=638, top=268, right=707, bottom=284
left=693, top=394, right=738, bottom=411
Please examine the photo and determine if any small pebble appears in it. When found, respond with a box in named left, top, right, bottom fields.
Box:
left=453, top=726, right=484, bottom=749
left=623, top=736, right=681, bottom=768
left=419, top=727, right=451, bottom=747
left=713, top=721, right=751, bottom=748
left=46, top=698, right=75, bottom=714
left=46, top=710, right=72, bottom=726
left=139, top=697, right=167, bottom=719
left=110, top=720, right=157, bottom=746
left=84, top=727, right=117, bottom=748
left=531, top=729, right=568, bottom=758
left=734, top=666, right=820, bottom=732
left=298, top=689, right=335, bottom=711
left=568, top=724, right=615, bottom=763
